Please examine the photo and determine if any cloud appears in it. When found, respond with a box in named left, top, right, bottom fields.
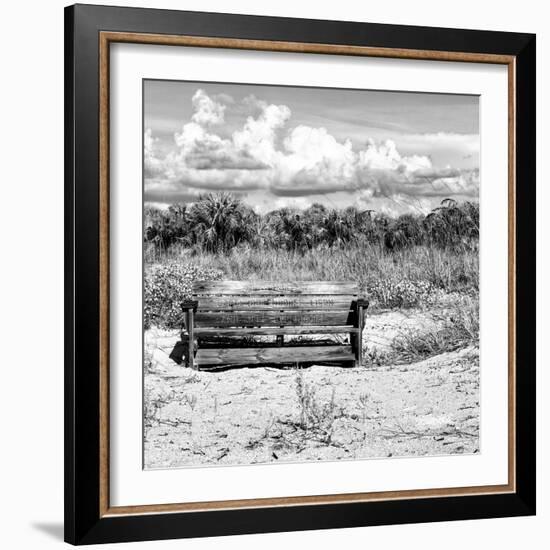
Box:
left=271, top=183, right=356, bottom=197
left=145, top=89, right=479, bottom=211
left=170, top=90, right=290, bottom=172
left=273, top=126, right=356, bottom=189
left=271, top=196, right=314, bottom=211
left=233, top=102, right=291, bottom=165
left=358, top=138, right=432, bottom=172
left=368, top=169, right=479, bottom=199
left=185, top=153, right=268, bottom=171
left=173, top=170, right=265, bottom=191
left=190, top=89, right=226, bottom=126
left=269, top=135, right=470, bottom=199
left=144, top=128, right=164, bottom=178
left=144, top=178, right=202, bottom=203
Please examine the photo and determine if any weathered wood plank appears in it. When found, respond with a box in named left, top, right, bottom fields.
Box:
left=356, top=303, right=364, bottom=367
left=195, top=345, right=354, bottom=366
left=187, top=309, right=195, bottom=369
left=192, top=280, right=358, bottom=295
left=194, top=326, right=359, bottom=336
left=196, top=296, right=356, bottom=311
left=194, top=310, right=354, bottom=327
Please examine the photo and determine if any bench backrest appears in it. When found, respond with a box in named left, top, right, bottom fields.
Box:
left=191, top=281, right=360, bottom=328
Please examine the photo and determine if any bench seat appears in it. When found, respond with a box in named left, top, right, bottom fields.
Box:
left=195, top=345, right=355, bottom=368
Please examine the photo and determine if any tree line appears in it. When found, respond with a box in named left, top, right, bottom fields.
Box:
left=144, top=193, right=479, bottom=254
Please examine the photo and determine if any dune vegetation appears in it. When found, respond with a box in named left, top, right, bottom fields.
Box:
left=144, top=192, right=479, bottom=329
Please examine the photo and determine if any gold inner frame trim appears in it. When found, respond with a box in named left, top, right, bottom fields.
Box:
left=98, top=31, right=517, bottom=518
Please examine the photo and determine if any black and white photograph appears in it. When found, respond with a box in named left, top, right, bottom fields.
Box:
left=143, top=80, right=481, bottom=469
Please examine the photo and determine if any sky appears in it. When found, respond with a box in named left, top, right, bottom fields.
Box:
left=144, top=79, right=479, bottom=216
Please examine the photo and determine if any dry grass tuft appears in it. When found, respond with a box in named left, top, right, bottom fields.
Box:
left=391, top=293, right=479, bottom=362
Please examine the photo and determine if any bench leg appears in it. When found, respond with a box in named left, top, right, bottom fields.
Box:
left=186, top=308, right=195, bottom=370
left=355, top=305, right=364, bottom=368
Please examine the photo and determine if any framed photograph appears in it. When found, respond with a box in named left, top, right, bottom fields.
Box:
left=64, top=4, right=536, bottom=545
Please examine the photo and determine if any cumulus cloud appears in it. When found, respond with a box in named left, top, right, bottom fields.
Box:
left=144, top=128, right=164, bottom=178
left=169, top=89, right=288, bottom=173
left=144, top=89, right=479, bottom=211
left=173, top=121, right=269, bottom=171
left=190, top=89, right=226, bottom=126
left=273, top=126, right=356, bottom=189
left=233, top=102, right=291, bottom=165
left=351, top=140, right=478, bottom=200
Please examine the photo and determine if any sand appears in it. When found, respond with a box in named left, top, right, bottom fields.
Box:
left=144, top=308, right=479, bottom=469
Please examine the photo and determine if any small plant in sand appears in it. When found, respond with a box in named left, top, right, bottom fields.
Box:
left=183, top=393, right=198, bottom=443
left=144, top=382, right=175, bottom=429
left=358, top=392, right=369, bottom=441
left=144, top=349, right=156, bottom=374
left=294, top=369, right=339, bottom=444
left=184, top=393, right=197, bottom=411
left=363, top=345, right=392, bottom=367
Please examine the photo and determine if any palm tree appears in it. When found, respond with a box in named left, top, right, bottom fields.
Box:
left=322, top=209, right=353, bottom=246
left=424, top=198, right=479, bottom=249
left=303, top=203, right=328, bottom=247
left=187, top=193, right=252, bottom=253
left=144, top=203, right=189, bottom=250
left=268, top=208, right=312, bottom=252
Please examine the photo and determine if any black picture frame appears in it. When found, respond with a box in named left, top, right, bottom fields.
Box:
left=65, top=3, right=536, bottom=545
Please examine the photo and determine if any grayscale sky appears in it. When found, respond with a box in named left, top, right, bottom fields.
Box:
left=144, top=79, right=479, bottom=215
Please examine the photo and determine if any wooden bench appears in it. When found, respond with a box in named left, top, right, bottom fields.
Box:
left=178, top=281, right=368, bottom=370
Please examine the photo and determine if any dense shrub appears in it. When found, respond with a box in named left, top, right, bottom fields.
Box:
left=366, top=278, right=440, bottom=309
left=144, top=264, right=223, bottom=329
